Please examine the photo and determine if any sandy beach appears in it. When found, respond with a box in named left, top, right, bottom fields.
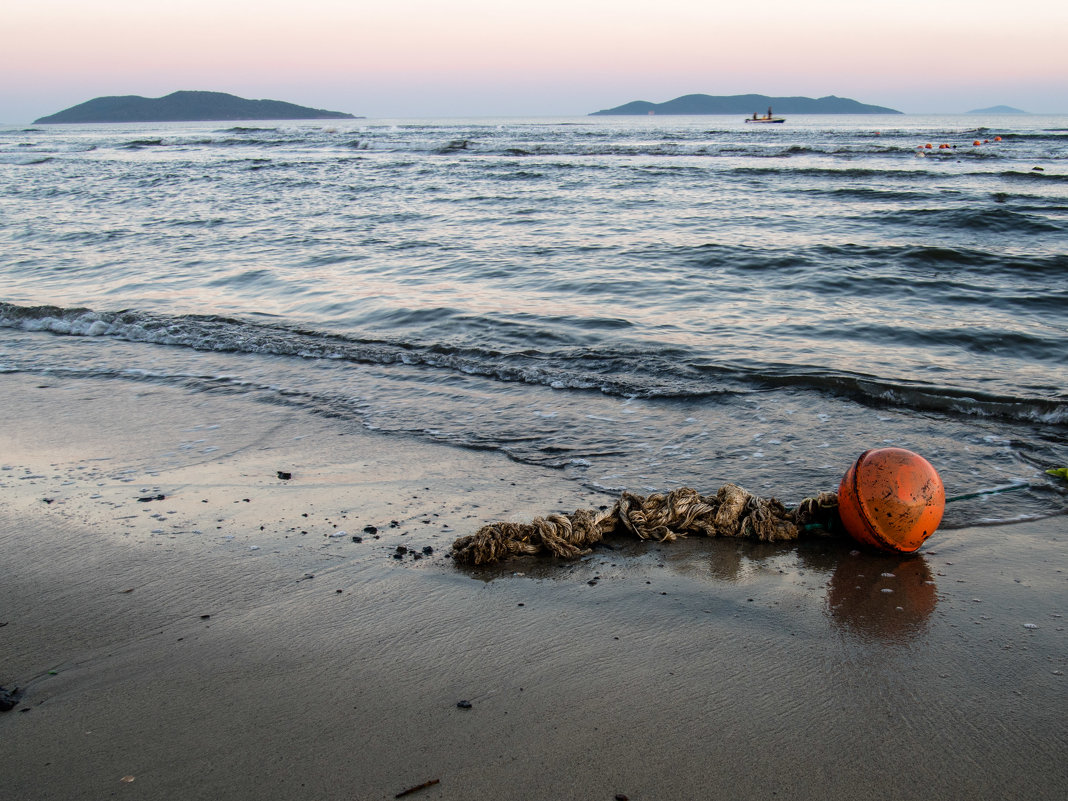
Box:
left=1, top=373, right=1065, bottom=800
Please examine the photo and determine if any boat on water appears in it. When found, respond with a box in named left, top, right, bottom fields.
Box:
left=745, top=108, right=785, bottom=124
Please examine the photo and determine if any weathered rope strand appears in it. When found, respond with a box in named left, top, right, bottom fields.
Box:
left=452, top=484, right=840, bottom=565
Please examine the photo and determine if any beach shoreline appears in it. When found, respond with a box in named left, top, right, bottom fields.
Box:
left=1, top=373, right=1065, bottom=800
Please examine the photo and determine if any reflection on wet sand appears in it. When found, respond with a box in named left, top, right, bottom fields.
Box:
left=824, top=552, right=937, bottom=640
left=463, top=533, right=938, bottom=644
left=687, top=538, right=938, bottom=643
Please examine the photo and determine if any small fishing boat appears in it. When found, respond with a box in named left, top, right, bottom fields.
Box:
left=746, top=108, right=785, bottom=123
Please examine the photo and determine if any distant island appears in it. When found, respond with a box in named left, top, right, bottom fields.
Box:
left=967, top=105, right=1028, bottom=114
left=591, top=94, right=902, bottom=116
left=34, top=91, right=357, bottom=124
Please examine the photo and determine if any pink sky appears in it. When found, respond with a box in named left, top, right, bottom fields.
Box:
left=3, top=0, right=1066, bottom=121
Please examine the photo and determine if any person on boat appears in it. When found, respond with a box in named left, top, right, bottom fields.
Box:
left=767, top=106, right=773, bottom=120
left=752, top=112, right=758, bottom=120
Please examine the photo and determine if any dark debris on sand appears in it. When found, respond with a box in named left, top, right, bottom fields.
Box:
left=0, top=686, right=22, bottom=712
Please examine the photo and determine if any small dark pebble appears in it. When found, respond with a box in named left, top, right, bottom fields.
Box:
left=42, top=498, right=54, bottom=504
left=616, top=795, right=629, bottom=801
left=242, top=498, right=250, bottom=503
left=352, top=535, right=362, bottom=543
left=396, top=545, right=408, bottom=554
left=277, top=471, right=292, bottom=480
left=599, top=505, right=609, bottom=511
left=517, top=603, right=524, bottom=607
left=390, top=520, right=400, bottom=528
left=137, top=494, right=165, bottom=502
left=200, top=614, right=211, bottom=620
left=364, top=525, right=378, bottom=534
left=588, top=580, right=598, bottom=586
left=392, top=553, right=404, bottom=560
left=456, top=700, right=472, bottom=709
left=336, top=589, right=343, bottom=594
left=422, top=546, right=433, bottom=555
left=0, top=686, right=21, bottom=712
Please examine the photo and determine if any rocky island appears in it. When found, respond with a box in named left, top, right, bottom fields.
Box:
left=34, top=91, right=357, bottom=124
left=967, top=105, right=1028, bottom=114
left=591, top=93, right=901, bottom=115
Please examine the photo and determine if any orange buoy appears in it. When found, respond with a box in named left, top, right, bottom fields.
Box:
left=973, top=140, right=982, bottom=146
left=924, top=143, right=933, bottom=149
left=994, top=136, right=1002, bottom=142
left=837, top=448, right=945, bottom=553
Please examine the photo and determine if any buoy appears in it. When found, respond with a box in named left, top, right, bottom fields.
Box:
left=994, top=136, right=1002, bottom=142
left=973, top=140, right=982, bottom=146
left=924, top=143, right=933, bottom=149
left=837, top=448, right=945, bottom=553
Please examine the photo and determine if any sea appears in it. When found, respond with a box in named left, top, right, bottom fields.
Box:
left=1, top=114, right=1065, bottom=530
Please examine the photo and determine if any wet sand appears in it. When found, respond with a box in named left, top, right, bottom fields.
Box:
left=1, top=374, right=1065, bottom=800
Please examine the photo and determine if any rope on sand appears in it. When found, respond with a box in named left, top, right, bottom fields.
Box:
left=451, top=484, right=840, bottom=566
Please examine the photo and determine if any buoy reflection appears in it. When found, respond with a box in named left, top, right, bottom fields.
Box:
left=825, top=551, right=937, bottom=641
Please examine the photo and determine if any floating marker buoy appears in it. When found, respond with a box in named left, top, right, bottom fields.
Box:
left=994, top=136, right=1002, bottom=142
left=924, top=143, right=933, bottom=149
left=973, top=140, right=982, bottom=146
left=837, top=448, right=945, bottom=553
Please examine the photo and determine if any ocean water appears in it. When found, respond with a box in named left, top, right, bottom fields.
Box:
left=1, top=114, right=1066, bottom=529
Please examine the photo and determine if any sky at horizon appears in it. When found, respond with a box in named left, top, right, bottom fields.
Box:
left=3, top=0, right=1067, bottom=122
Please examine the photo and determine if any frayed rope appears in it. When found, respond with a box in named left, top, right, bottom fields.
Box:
left=451, top=484, right=839, bottom=565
